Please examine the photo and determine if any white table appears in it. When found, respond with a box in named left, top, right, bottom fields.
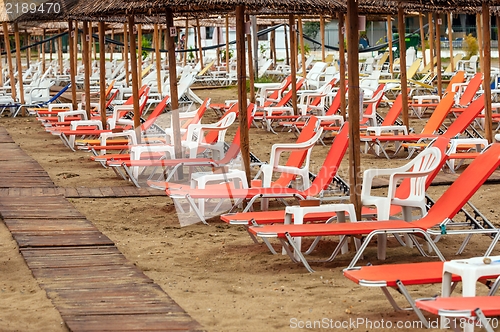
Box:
left=441, top=256, right=500, bottom=331
left=190, top=169, right=248, bottom=217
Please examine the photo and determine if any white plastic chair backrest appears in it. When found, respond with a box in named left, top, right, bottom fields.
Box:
left=391, top=147, right=442, bottom=201
left=258, top=59, right=273, bottom=78
left=177, top=73, right=195, bottom=100
left=187, top=111, right=237, bottom=144
left=306, top=62, right=327, bottom=80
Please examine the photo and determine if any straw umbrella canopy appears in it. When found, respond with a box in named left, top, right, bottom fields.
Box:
left=68, top=0, right=347, bottom=194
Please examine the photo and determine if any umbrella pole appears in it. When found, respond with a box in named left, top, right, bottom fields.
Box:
left=270, top=21, right=276, bottom=67
left=42, top=28, right=46, bottom=74
left=284, top=22, right=289, bottom=65
left=447, top=12, right=454, bottom=71
left=183, top=18, right=189, bottom=66
left=138, top=24, right=143, bottom=88
left=25, top=30, right=30, bottom=69
left=127, top=16, right=141, bottom=134
left=419, top=13, right=426, bottom=68
left=0, top=35, right=3, bottom=87
left=165, top=8, right=181, bottom=160
left=225, top=15, right=230, bottom=74
left=476, top=14, right=483, bottom=72
left=338, top=13, right=346, bottom=119
left=14, top=23, right=25, bottom=116
left=320, top=15, right=325, bottom=62
left=196, top=18, right=204, bottom=70
left=387, top=15, right=394, bottom=75
left=482, top=1, right=493, bottom=144
left=346, top=0, right=362, bottom=220
left=99, top=22, right=107, bottom=130
left=497, top=16, right=500, bottom=73
left=247, top=15, right=255, bottom=103
left=154, top=23, right=162, bottom=97
left=83, top=21, right=91, bottom=119
left=68, top=20, right=77, bottom=110
left=123, top=23, right=130, bottom=87
left=398, top=4, right=409, bottom=129
left=236, top=5, right=250, bottom=187
left=110, top=27, right=114, bottom=62
left=288, top=14, right=298, bottom=116
left=58, top=28, right=63, bottom=75
left=298, top=17, right=306, bottom=78
left=428, top=13, right=434, bottom=69
left=3, top=23, right=16, bottom=102
left=73, top=24, right=78, bottom=74
left=434, top=13, right=442, bottom=98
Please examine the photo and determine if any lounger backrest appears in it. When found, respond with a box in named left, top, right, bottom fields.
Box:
left=407, top=58, right=423, bottom=79
left=420, top=92, right=455, bottom=135
left=457, top=73, right=482, bottom=107
left=380, top=90, right=405, bottom=126
left=444, top=71, right=465, bottom=94
left=302, top=122, right=349, bottom=197
left=443, top=96, right=484, bottom=137
left=418, top=143, right=500, bottom=228
left=276, top=79, right=306, bottom=107
left=139, top=95, right=170, bottom=132
left=362, top=84, right=386, bottom=118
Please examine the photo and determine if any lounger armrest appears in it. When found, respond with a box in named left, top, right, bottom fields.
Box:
left=58, top=109, right=87, bottom=122
left=70, top=120, right=103, bottom=130
left=99, top=130, right=137, bottom=147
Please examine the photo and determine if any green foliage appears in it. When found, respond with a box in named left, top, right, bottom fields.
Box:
left=188, top=46, right=195, bottom=61
left=220, top=49, right=234, bottom=62
left=303, top=22, right=320, bottom=39
left=298, top=43, right=311, bottom=55
left=463, top=34, right=478, bottom=60
left=141, top=36, right=150, bottom=59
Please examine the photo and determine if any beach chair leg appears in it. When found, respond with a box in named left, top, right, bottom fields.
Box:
left=395, top=280, right=429, bottom=328
left=474, top=309, right=495, bottom=332
left=248, top=219, right=278, bottom=255
left=282, top=233, right=315, bottom=273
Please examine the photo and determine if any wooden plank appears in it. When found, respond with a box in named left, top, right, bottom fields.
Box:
left=30, top=265, right=152, bottom=283
left=5, top=218, right=97, bottom=232
left=99, top=187, right=116, bottom=197
left=63, top=313, right=203, bottom=332
left=111, top=186, right=127, bottom=196
left=88, top=187, right=104, bottom=197
left=13, top=231, right=114, bottom=247
left=62, top=187, right=79, bottom=197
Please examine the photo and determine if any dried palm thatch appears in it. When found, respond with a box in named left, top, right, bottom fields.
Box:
left=67, top=0, right=346, bottom=21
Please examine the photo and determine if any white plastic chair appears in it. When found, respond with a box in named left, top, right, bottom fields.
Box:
left=260, top=125, right=324, bottom=190
left=361, top=146, right=442, bottom=259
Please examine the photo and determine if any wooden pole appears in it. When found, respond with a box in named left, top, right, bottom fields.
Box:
left=320, top=15, right=325, bottom=62
left=183, top=18, right=189, bottom=66
left=289, top=14, right=298, bottom=116
left=24, top=30, right=30, bottom=69
left=154, top=23, right=162, bottom=97
left=497, top=16, right=500, bottom=72
left=236, top=5, right=250, bottom=186
left=476, top=13, right=483, bottom=72
left=225, top=15, right=230, bottom=73
left=435, top=13, right=443, bottom=98
left=339, top=13, right=346, bottom=119
left=14, top=23, right=25, bottom=115
left=165, top=8, right=181, bottom=159
left=110, top=27, right=114, bottom=62
left=83, top=21, right=91, bottom=119
left=428, top=13, right=434, bottom=70
left=128, top=16, right=141, bottom=133
left=92, top=24, right=97, bottom=61
left=419, top=13, right=426, bottom=67
left=346, top=0, right=362, bottom=220
left=1, top=24, right=13, bottom=96
left=42, top=28, right=46, bottom=74
left=137, top=24, right=143, bottom=88
left=447, top=12, right=454, bottom=71
left=123, top=23, right=130, bottom=87
left=270, top=21, right=276, bottom=67
left=482, top=1, right=493, bottom=144
left=284, top=22, right=289, bottom=65
left=196, top=18, right=204, bottom=70
left=0, top=34, right=3, bottom=87
left=58, top=29, right=63, bottom=75
left=49, top=37, right=53, bottom=62
left=73, top=24, right=78, bottom=73
left=398, top=3, right=409, bottom=129
left=68, top=20, right=77, bottom=110
left=99, top=22, right=107, bottom=130
left=247, top=15, right=255, bottom=103
left=298, top=17, right=306, bottom=78
left=387, top=15, right=394, bottom=75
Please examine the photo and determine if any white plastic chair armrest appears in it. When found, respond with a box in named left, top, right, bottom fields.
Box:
left=70, top=120, right=102, bottom=130
left=49, top=103, right=73, bottom=112
left=58, top=109, right=87, bottom=122
left=365, top=125, right=408, bottom=136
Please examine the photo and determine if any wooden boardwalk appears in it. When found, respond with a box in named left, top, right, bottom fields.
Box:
left=0, top=128, right=202, bottom=331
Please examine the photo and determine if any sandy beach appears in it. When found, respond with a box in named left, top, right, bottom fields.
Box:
left=1, top=86, right=499, bottom=331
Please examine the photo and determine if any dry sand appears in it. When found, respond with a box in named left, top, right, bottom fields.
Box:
left=1, top=86, right=499, bottom=331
